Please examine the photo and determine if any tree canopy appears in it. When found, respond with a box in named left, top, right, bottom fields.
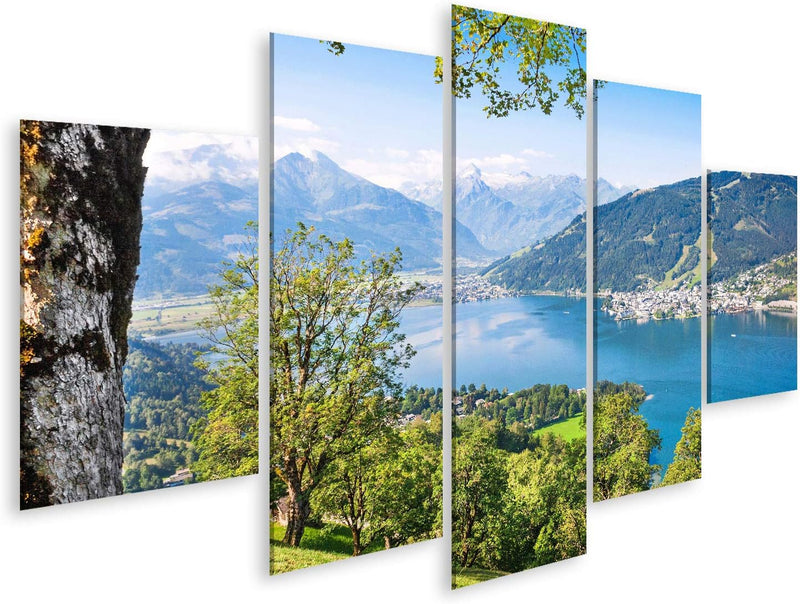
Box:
left=270, top=223, right=419, bottom=547
left=593, top=385, right=661, bottom=501
left=661, top=407, right=701, bottom=486
left=324, top=5, right=587, bottom=120
left=451, top=412, right=585, bottom=580
left=311, top=415, right=442, bottom=555
left=437, top=5, right=587, bottom=119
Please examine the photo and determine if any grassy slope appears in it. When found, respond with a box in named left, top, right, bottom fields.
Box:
left=659, top=231, right=703, bottom=290
left=532, top=414, right=585, bottom=441
left=452, top=567, right=509, bottom=589
left=270, top=522, right=386, bottom=575
left=270, top=523, right=350, bottom=574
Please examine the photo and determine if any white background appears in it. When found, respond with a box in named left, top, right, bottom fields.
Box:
left=1, top=1, right=798, bottom=602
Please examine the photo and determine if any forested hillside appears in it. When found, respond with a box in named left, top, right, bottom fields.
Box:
left=483, top=213, right=587, bottom=292
left=452, top=383, right=587, bottom=585
left=121, top=339, right=210, bottom=493
left=484, top=172, right=796, bottom=295
left=708, top=171, right=797, bottom=282
left=484, top=177, right=702, bottom=292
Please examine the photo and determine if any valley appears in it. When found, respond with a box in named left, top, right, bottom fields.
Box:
left=129, top=294, right=216, bottom=338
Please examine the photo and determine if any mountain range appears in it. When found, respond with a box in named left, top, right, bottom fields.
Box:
left=485, top=176, right=703, bottom=293
left=400, top=166, right=634, bottom=254
left=136, top=180, right=258, bottom=299
left=132, top=143, right=663, bottom=300
left=272, top=151, right=490, bottom=269
left=485, top=171, right=796, bottom=294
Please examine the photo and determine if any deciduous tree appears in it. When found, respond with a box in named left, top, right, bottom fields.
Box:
left=452, top=417, right=508, bottom=569
left=593, top=391, right=661, bottom=501
left=191, top=222, right=259, bottom=481
left=661, top=407, right=701, bottom=486
left=270, top=223, right=418, bottom=547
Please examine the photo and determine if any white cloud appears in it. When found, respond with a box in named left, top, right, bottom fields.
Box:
left=522, top=148, right=553, bottom=158
left=274, top=116, right=321, bottom=132
left=144, top=131, right=252, bottom=157
left=143, top=131, right=258, bottom=186
left=147, top=153, right=214, bottom=183
left=385, top=148, right=410, bottom=159
left=341, top=148, right=442, bottom=189
left=460, top=153, right=527, bottom=172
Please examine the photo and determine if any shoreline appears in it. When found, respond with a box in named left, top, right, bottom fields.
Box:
left=710, top=304, right=798, bottom=317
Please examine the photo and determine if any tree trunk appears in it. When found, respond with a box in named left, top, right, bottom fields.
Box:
left=282, top=473, right=311, bottom=546
left=20, top=121, right=149, bottom=509
left=351, top=526, right=363, bottom=556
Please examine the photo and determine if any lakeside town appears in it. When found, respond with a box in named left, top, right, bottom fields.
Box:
left=454, top=274, right=515, bottom=303
left=709, top=252, right=797, bottom=314
left=411, top=251, right=796, bottom=318
left=601, top=286, right=702, bottom=321
left=601, top=252, right=797, bottom=321
left=411, top=274, right=516, bottom=304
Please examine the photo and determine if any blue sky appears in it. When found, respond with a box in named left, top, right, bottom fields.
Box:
left=597, top=82, right=701, bottom=188
left=272, top=33, right=441, bottom=189
left=455, top=18, right=587, bottom=186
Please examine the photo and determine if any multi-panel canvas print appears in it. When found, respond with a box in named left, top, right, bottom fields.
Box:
left=270, top=34, right=443, bottom=573
left=451, top=5, right=588, bottom=588
left=20, top=120, right=259, bottom=509
left=707, top=171, right=797, bottom=403
left=593, top=83, right=702, bottom=499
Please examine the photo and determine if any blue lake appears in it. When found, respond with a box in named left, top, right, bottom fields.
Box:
left=709, top=310, right=797, bottom=403
left=451, top=296, right=587, bottom=390
left=403, top=295, right=698, bottom=476
left=593, top=299, right=700, bottom=474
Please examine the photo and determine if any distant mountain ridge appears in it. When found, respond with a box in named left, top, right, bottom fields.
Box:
left=401, top=166, right=633, bottom=255
left=136, top=180, right=258, bottom=299
left=273, top=151, right=491, bottom=269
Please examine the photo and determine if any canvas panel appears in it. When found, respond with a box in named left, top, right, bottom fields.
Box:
left=707, top=171, right=798, bottom=403
left=450, top=5, right=588, bottom=588
left=593, top=82, right=702, bottom=499
left=270, top=33, right=443, bottom=573
left=20, top=120, right=258, bottom=509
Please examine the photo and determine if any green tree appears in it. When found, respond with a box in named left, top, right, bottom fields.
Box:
left=191, top=222, right=259, bottom=481
left=436, top=5, right=587, bottom=119
left=311, top=418, right=441, bottom=556
left=593, top=391, right=661, bottom=501
left=327, top=6, right=587, bottom=121
left=270, top=223, right=419, bottom=547
left=452, top=417, right=508, bottom=569
left=661, top=407, right=701, bottom=486
left=500, top=434, right=586, bottom=571
left=311, top=435, right=393, bottom=556
left=370, top=416, right=442, bottom=549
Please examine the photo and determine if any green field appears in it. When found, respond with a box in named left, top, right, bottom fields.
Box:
left=129, top=295, right=215, bottom=337
left=451, top=567, right=509, bottom=589
left=533, top=414, right=585, bottom=441
left=270, top=522, right=383, bottom=574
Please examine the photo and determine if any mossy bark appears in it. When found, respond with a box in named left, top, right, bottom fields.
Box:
left=20, top=120, right=150, bottom=509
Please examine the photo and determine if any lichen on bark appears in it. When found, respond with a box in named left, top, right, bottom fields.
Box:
left=20, top=120, right=150, bottom=509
